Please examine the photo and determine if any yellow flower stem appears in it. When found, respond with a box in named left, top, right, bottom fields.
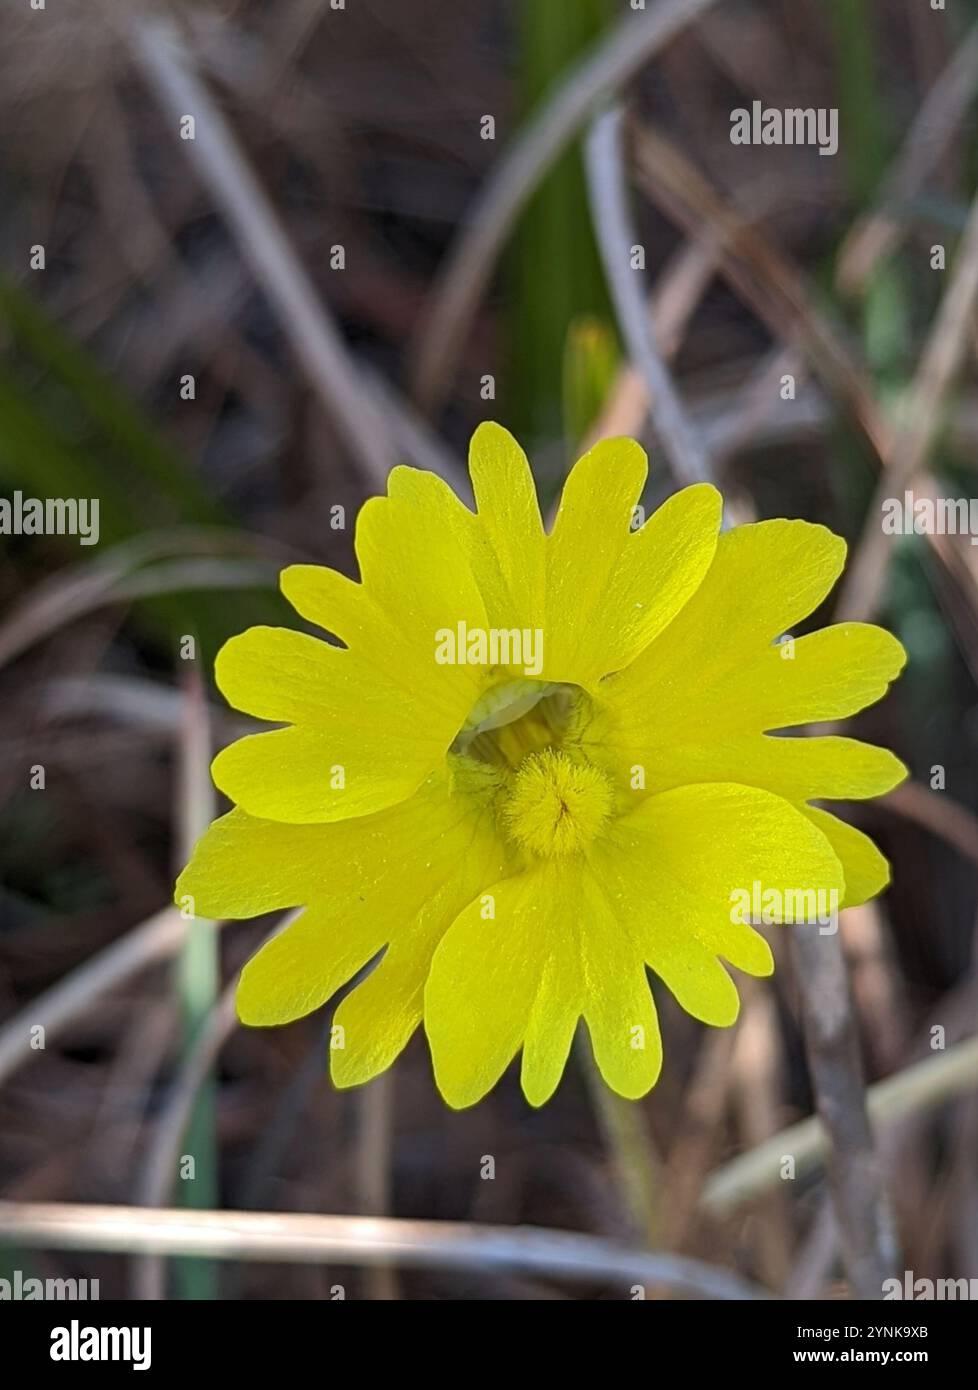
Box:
left=578, top=1030, right=662, bottom=1243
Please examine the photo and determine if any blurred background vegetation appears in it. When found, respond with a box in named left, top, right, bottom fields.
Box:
left=1, top=0, right=978, bottom=1300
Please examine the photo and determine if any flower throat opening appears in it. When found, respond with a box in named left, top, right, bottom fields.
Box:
left=452, top=679, right=576, bottom=767
left=453, top=680, right=614, bottom=857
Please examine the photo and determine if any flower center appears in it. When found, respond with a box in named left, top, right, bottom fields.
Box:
left=452, top=679, right=614, bottom=857
left=501, top=747, right=614, bottom=858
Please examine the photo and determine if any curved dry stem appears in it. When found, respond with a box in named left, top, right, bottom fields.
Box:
left=128, top=14, right=396, bottom=486
left=883, top=781, right=978, bottom=869
left=584, top=107, right=713, bottom=487
left=0, top=1200, right=771, bottom=1300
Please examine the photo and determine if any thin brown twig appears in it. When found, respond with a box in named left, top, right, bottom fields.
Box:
left=658, top=1027, right=736, bottom=1249
left=836, top=186, right=978, bottom=624
left=787, top=924, right=899, bottom=1297
left=837, top=24, right=978, bottom=296
left=729, top=987, right=793, bottom=1287
left=750, top=974, right=978, bottom=1295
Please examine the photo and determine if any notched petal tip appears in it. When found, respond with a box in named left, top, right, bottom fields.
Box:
left=467, top=420, right=534, bottom=491
left=520, top=1078, right=557, bottom=1109
left=209, top=741, right=240, bottom=802
left=212, top=625, right=290, bottom=713
left=679, top=479, right=723, bottom=510
left=681, top=974, right=742, bottom=1029
left=648, top=480, right=724, bottom=540
left=172, top=866, right=192, bottom=911
left=837, top=622, right=909, bottom=705
left=171, top=825, right=228, bottom=921
left=878, top=747, right=910, bottom=794
left=588, top=1043, right=664, bottom=1102
left=773, top=515, right=848, bottom=563
left=328, top=1051, right=370, bottom=1092
left=432, top=1072, right=487, bottom=1111
left=279, top=563, right=315, bottom=613
left=571, top=433, right=649, bottom=483
left=385, top=462, right=434, bottom=499
left=278, top=562, right=342, bottom=608
left=884, top=628, right=909, bottom=677
left=469, top=419, right=519, bottom=452
left=235, top=970, right=270, bottom=1028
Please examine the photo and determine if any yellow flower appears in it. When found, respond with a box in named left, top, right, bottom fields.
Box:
left=176, top=424, right=906, bottom=1108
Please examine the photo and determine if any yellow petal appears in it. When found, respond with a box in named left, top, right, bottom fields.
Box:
left=577, top=873, right=664, bottom=1099
left=589, top=729, right=907, bottom=806
left=177, top=806, right=343, bottom=918
left=718, top=623, right=908, bottom=730
left=606, top=620, right=905, bottom=744
left=425, top=867, right=556, bottom=1109
left=463, top=421, right=547, bottom=634
left=217, top=458, right=512, bottom=822
left=547, top=438, right=649, bottom=666
left=676, top=517, right=848, bottom=644
left=211, top=617, right=481, bottom=821
left=279, top=565, right=370, bottom=647
left=520, top=947, right=582, bottom=1108
left=460, top=427, right=721, bottom=684
left=520, top=867, right=659, bottom=1106
left=354, top=472, right=488, bottom=645
left=206, top=767, right=508, bottom=1025
left=237, top=904, right=385, bottom=1027
left=800, top=804, right=891, bottom=907
left=214, top=626, right=394, bottom=726
left=589, top=783, right=842, bottom=1021
left=212, top=723, right=444, bottom=824
left=545, top=439, right=721, bottom=681
left=330, top=796, right=508, bottom=1088
left=608, top=518, right=847, bottom=714
left=329, top=943, right=426, bottom=1089
left=426, top=857, right=666, bottom=1107
left=582, top=960, right=663, bottom=1100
